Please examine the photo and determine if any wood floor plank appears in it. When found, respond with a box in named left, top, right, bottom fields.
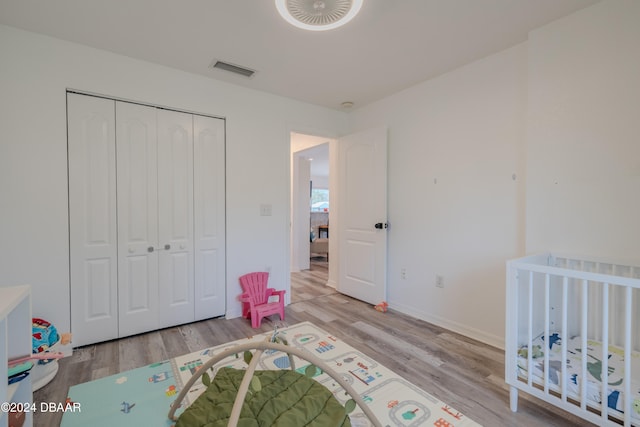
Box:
left=292, top=301, right=338, bottom=323
left=118, top=334, right=153, bottom=372
left=90, top=339, right=118, bottom=379
left=142, top=330, right=170, bottom=363
left=33, top=261, right=596, bottom=427
left=353, top=320, right=445, bottom=367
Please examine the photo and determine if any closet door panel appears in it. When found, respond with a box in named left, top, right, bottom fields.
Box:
left=193, top=115, right=226, bottom=320
left=125, top=256, right=154, bottom=310
left=157, top=109, right=194, bottom=327
left=84, top=260, right=113, bottom=315
left=116, top=101, right=159, bottom=337
left=68, top=93, right=119, bottom=347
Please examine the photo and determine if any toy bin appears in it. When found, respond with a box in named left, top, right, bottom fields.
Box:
left=31, top=317, right=60, bottom=391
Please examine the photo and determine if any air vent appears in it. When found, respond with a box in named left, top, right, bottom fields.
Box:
left=210, top=60, right=256, bottom=78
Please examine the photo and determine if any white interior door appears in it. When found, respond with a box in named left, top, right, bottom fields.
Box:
left=157, top=109, right=194, bottom=328
left=193, top=115, right=226, bottom=320
left=116, top=101, right=160, bottom=337
left=337, top=127, right=388, bottom=305
left=68, top=94, right=119, bottom=346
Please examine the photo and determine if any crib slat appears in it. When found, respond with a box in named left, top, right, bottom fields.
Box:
left=544, top=273, right=550, bottom=395
left=507, top=265, right=520, bottom=412
left=623, top=285, right=632, bottom=427
left=601, top=283, right=609, bottom=423
left=561, top=276, right=568, bottom=403
left=580, top=279, right=588, bottom=413
left=528, top=270, right=534, bottom=388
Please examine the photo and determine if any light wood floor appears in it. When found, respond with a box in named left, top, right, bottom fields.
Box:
left=34, top=259, right=592, bottom=426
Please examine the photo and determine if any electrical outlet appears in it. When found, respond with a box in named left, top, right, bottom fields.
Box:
left=435, top=275, right=444, bottom=288
left=401, top=268, right=407, bottom=279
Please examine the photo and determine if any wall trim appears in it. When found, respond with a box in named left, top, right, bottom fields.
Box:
left=390, top=300, right=505, bottom=350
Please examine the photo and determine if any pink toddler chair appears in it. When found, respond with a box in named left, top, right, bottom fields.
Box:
left=239, top=272, right=286, bottom=328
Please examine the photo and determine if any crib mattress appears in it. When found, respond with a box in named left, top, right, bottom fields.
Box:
left=517, top=333, right=640, bottom=421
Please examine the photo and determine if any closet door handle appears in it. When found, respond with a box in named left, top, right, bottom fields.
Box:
left=152, top=244, right=171, bottom=252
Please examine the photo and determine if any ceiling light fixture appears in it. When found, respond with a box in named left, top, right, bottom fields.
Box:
left=275, top=0, right=364, bottom=32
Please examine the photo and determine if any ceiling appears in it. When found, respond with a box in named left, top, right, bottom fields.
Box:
left=0, top=0, right=599, bottom=110
left=292, top=133, right=332, bottom=179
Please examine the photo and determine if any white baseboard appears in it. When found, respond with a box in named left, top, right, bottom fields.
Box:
left=226, top=308, right=242, bottom=319
left=389, top=300, right=505, bottom=350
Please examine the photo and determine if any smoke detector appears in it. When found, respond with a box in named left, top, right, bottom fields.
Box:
left=275, top=0, right=364, bottom=31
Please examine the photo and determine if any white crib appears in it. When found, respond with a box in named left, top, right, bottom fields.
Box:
left=506, top=253, right=640, bottom=426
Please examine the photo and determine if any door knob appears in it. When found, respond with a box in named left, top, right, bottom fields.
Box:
left=374, top=222, right=388, bottom=229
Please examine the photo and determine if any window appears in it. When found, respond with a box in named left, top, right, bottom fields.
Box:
left=311, top=189, right=329, bottom=212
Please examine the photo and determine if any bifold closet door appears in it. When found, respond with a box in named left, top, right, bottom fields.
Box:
left=68, top=94, right=119, bottom=346
left=156, top=109, right=195, bottom=329
left=115, top=101, right=160, bottom=337
left=69, top=93, right=226, bottom=346
left=193, top=115, right=226, bottom=320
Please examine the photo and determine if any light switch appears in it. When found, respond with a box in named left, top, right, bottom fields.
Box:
left=260, top=204, right=272, bottom=216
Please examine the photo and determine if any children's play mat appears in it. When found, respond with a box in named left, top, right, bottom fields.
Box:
left=62, top=321, right=480, bottom=427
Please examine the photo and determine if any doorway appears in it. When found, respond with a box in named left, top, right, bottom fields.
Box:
left=290, top=127, right=388, bottom=306
left=290, top=132, right=335, bottom=299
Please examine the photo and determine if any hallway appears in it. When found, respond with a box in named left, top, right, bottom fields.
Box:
left=290, top=258, right=336, bottom=303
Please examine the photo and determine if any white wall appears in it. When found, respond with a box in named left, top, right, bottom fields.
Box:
left=0, top=24, right=348, bottom=333
left=350, top=44, right=527, bottom=347
left=348, top=0, right=640, bottom=348
left=525, top=0, right=640, bottom=259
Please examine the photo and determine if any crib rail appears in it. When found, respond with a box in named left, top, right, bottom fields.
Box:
left=506, top=253, right=640, bottom=427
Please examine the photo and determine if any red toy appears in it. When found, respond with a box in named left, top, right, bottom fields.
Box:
left=374, top=301, right=388, bottom=312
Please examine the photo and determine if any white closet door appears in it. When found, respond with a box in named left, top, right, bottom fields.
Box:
left=116, top=101, right=159, bottom=337
left=157, top=109, right=195, bottom=328
left=68, top=94, right=118, bottom=347
left=194, top=115, right=226, bottom=320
